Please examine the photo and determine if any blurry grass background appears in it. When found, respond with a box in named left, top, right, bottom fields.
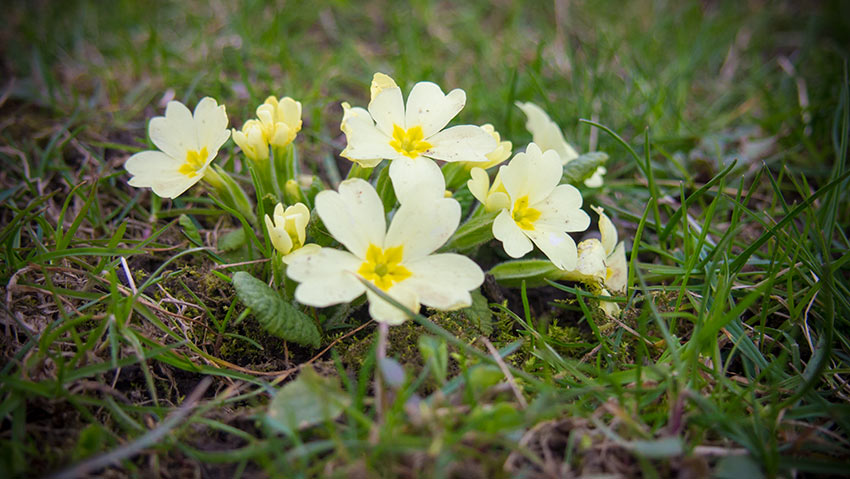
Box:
left=2, top=0, right=849, bottom=477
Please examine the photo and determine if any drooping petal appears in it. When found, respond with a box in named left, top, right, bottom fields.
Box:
left=500, top=143, right=563, bottom=205
left=534, top=184, right=591, bottom=233
left=384, top=195, right=460, bottom=261
left=315, top=178, right=386, bottom=258
left=560, top=238, right=607, bottom=284
left=288, top=248, right=365, bottom=307
left=405, top=253, right=484, bottom=310
left=591, top=205, right=618, bottom=256
left=366, top=284, right=420, bottom=325
left=404, top=82, right=466, bottom=138
left=424, top=125, right=498, bottom=164
left=605, top=241, right=628, bottom=293
left=339, top=103, right=398, bottom=166
left=493, top=209, right=533, bottom=258
left=388, top=157, right=445, bottom=204
left=598, top=288, right=621, bottom=318
left=193, top=97, right=230, bottom=154
left=149, top=100, right=198, bottom=159
left=516, top=101, right=579, bottom=162
left=368, top=85, right=405, bottom=137
left=524, top=227, right=579, bottom=270
left=584, top=166, right=606, bottom=188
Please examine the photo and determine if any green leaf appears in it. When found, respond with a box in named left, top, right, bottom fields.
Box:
left=713, top=455, right=764, bottom=479
left=489, top=259, right=562, bottom=287
left=232, top=272, right=321, bottom=348
left=562, top=152, right=607, bottom=185
left=628, top=436, right=683, bottom=459
left=375, top=164, right=397, bottom=213
left=217, top=228, right=247, bottom=252
left=418, top=335, right=448, bottom=385
left=178, top=214, right=202, bottom=245
left=442, top=210, right=498, bottom=252
left=462, top=290, right=493, bottom=335
left=265, top=366, right=349, bottom=436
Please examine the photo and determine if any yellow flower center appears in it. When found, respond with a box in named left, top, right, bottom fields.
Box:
left=178, top=147, right=209, bottom=178
left=512, top=195, right=541, bottom=231
left=357, top=244, right=412, bottom=291
left=389, top=124, right=432, bottom=159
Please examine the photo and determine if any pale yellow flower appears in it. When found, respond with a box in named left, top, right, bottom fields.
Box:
left=264, top=202, right=320, bottom=263
left=340, top=73, right=497, bottom=203
left=125, top=97, right=230, bottom=199
left=460, top=124, right=512, bottom=171
left=257, top=96, right=302, bottom=147
left=467, top=168, right=509, bottom=212
left=286, top=179, right=484, bottom=325
left=492, top=143, right=590, bottom=270
left=516, top=101, right=606, bottom=187
left=232, top=119, right=269, bottom=162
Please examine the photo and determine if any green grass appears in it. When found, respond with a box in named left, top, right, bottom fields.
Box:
left=2, top=0, right=849, bottom=477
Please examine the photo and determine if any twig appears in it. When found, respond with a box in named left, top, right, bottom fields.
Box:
left=479, top=336, right=527, bottom=409
left=212, top=258, right=270, bottom=270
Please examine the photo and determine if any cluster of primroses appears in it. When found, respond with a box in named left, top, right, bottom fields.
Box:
left=125, top=73, right=627, bottom=326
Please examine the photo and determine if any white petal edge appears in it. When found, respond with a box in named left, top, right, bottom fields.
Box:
left=404, top=82, right=466, bottom=138
left=591, top=205, right=618, bottom=256
left=288, top=248, right=365, bottom=307
left=424, top=125, right=498, bottom=164
left=500, top=143, right=563, bottom=206
left=388, top=157, right=445, bottom=204
left=366, top=284, right=420, bottom=325
left=493, top=209, right=533, bottom=258
left=605, top=241, right=628, bottom=294
left=339, top=103, right=399, bottom=165
left=405, top=253, right=484, bottom=310
left=524, top=228, right=579, bottom=271
left=315, top=178, right=386, bottom=258
left=368, top=86, right=405, bottom=137
left=534, top=184, right=591, bottom=233
left=384, top=195, right=460, bottom=261
left=193, top=97, right=231, bottom=154
left=149, top=100, right=198, bottom=159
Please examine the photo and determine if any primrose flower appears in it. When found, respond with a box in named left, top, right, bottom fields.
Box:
left=232, top=119, right=269, bottom=162
left=340, top=73, right=497, bottom=203
left=561, top=206, right=627, bottom=316
left=125, top=97, right=230, bottom=199
left=493, top=143, right=590, bottom=270
left=286, top=178, right=484, bottom=325
left=264, top=202, right=320, bottom=263
left=468, top=168, right=509, bottom=212
left=516, top=101, right=606, bottom=188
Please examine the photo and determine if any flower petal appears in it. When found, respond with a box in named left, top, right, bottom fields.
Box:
left=605, top=241, right=628, bottom=293
left=315, top=178, right=386, bottom=258
left=339, top=103, right=398, bottom=166
left=194, top=97, right=230, bottom=154
left=591, top=205, right=617, bottom=256
left=371, top=73, right=399, bottom=101
left=500, top=143, right=563, bottom=205
left=524, top=227, right=578, bottom=270
left=282, top=243, right=321, bottom=265
left=368, top=85, right=405, bottom=137
left=384, top=194, right=460, bottom=261
left=560, top=238, right=606, bottom=283
left=404, top=82, right=465, bottom=138
left=493, top=209, right=533, bottom=258
left=149, top=100, right=198, bottom=159
left=467, top=167, right=490, bottom=205
left=125, top=150, right=198, bottom=199
left=388, top=157, right=445, bottom=204
left=424, top=125, right=498, bottom=164
left=516, top=101, right=579, bottom=162
left=366, top=284, right=420, bottom=325
left=584, top=166, right=606, bottom=188
left=288, top=248, right=365, bottom=307
left=265, top=214, right=293, bottom=255
left=405, top=253, right=484, bottom=310
left=534, top=184, right=591, bottom=233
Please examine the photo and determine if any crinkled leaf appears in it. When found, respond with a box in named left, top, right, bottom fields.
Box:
left=265, top=366, right=349, bottom=436
left=178, top=214, right=202, bottom=245
left=217, top=228, right=246, bottom=252
left=462, top=290, right=493, bottom=335
left=489, top=259, right=562, bottom=287
left=562, top=152, right=607, bottom=185
left=232, top=271, right=321, bottom=348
